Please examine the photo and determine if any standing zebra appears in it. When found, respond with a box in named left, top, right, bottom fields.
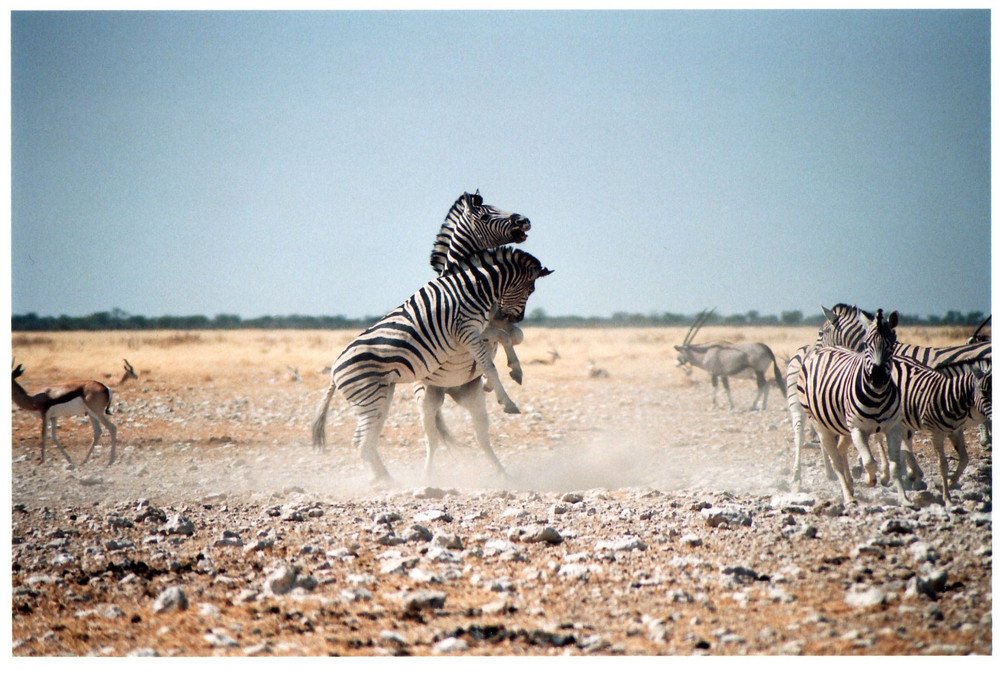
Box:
left=883, top=358, right=991, bottom=506
left=797, top=309, right=909, bottom=506
left=311, top=246, right=552, bottom=482
left=786, top=304, right=867, bottom=483
left=418, top=191, right=533, bottom=477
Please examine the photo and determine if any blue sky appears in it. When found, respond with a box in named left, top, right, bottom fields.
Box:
left=9, top=9, right=991, bottom=320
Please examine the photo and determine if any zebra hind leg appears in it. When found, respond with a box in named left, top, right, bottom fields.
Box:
left=420, top=386, right=448, bottom=480
left=946, top=430, right=968, bottom=490
left=351, top=383, right=396, bottom=483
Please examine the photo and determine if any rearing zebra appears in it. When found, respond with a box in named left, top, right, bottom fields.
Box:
left=797, top=309, right=908, bottom=506
left=418, top=191, right=534, bottom=478
left=311, top=246, right=552, bottom=482
left=427, top=191, right=531, bottom=384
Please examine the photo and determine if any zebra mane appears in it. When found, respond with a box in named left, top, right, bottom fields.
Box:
left=430, top=192, right=480, bottom=275
left=442, top=245, right=548, bottom=277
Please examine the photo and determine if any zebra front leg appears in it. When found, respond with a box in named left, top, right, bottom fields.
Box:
left=483, top=322, right=524, bottom=385
left=821, top=431, right=855, bottom=505
left=849, top=428, right=878, bottom=487
left=421, top=386, right=447, bottom=480
left=882, top=426, right=911, bottom=506
left=464, top=332, right=520, bottom=414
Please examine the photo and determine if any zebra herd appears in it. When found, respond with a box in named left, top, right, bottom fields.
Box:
left=311, top=192, right=551, bottom=483
left=309, top=190, right=989, bottom=510
left=790, top=304, right=991, bottom=507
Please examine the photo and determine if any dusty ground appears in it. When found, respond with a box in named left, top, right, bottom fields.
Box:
left=7, top=327, right=993, bottom=657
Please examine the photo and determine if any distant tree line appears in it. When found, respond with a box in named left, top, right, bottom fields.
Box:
left=9, top=307, right=990, bottom=332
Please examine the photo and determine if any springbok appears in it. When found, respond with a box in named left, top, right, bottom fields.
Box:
left=674, top=308, right=787, bottom=410
left=11, top=362, right=118, bottom=466
left=109, top=359, right=138, bottom=385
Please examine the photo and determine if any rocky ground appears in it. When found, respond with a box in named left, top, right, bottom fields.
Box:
left=8, top=328, right=993, bottom=657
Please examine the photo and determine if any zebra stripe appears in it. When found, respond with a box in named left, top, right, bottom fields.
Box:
left=312, top=246, right=551, bottom=482
left=797, top=309, right=909, bottom=505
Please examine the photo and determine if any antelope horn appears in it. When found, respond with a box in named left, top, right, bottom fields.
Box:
left=684, top=306, right=716, bottom=346
left=123, top=358, right=135, bottom=372
left=972, top=314, right=991, bottom=340
left=682, top=308, right=707, bottom=346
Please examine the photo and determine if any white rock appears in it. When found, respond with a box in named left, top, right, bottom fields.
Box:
left=433, top=637, right=468, bottom=653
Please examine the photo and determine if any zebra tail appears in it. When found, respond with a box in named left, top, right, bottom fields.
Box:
left=311, top=382, right=337, bottom=450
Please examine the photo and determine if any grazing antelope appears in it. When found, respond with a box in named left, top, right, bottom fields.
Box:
left=11, top=362, right=118, bottom=466
left=674, top=308, right=786, bottom=410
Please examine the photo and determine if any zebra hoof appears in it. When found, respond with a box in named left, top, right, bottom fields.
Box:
left=510, top=368, right=523, bottom=385
left=503, top=402, right=520, bottom=414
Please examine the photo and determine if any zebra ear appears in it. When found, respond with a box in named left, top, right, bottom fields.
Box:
left=471, top=190, right=483, bottom=208
left=538, top=267, right=553, bottom=277
left=887, top=310, right=899, bottom=328
left=821, top=306, right=838, bottom=324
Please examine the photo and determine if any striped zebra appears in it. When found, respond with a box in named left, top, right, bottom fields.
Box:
left=311, top=246, right=552, bottom=482
left=786, top=304, right=866, bottom=483
left=797, top=309, right=909, bottom=505
left=879, top=358, right=992, bottom=506
left=418, top=192, right=533, bottom=477
left=427, top=191, right=531, bottom=384
left=787, top=303, right=992, bottom=483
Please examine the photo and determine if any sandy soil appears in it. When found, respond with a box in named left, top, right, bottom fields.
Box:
left=8, top=327, right=993, bottom=657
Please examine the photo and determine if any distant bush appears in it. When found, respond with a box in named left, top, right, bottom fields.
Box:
left=10, top=308, right=989, bottom=332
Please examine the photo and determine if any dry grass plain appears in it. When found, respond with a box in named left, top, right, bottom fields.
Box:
left=8, top=326, right=993, bottom=657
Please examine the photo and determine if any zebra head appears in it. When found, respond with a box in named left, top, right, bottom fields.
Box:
left=858, top=308, right=899, bottom=388
left=489, top=247, right=552, bottom=323
left=972, top=362, right=992, bottom=422
left=819, top=303, right=868, bottom=351
left=430, top=191, right=532, bottom=275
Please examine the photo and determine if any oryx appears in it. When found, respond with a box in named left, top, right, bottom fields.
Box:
left=674, top=308, right=787, bottom=411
